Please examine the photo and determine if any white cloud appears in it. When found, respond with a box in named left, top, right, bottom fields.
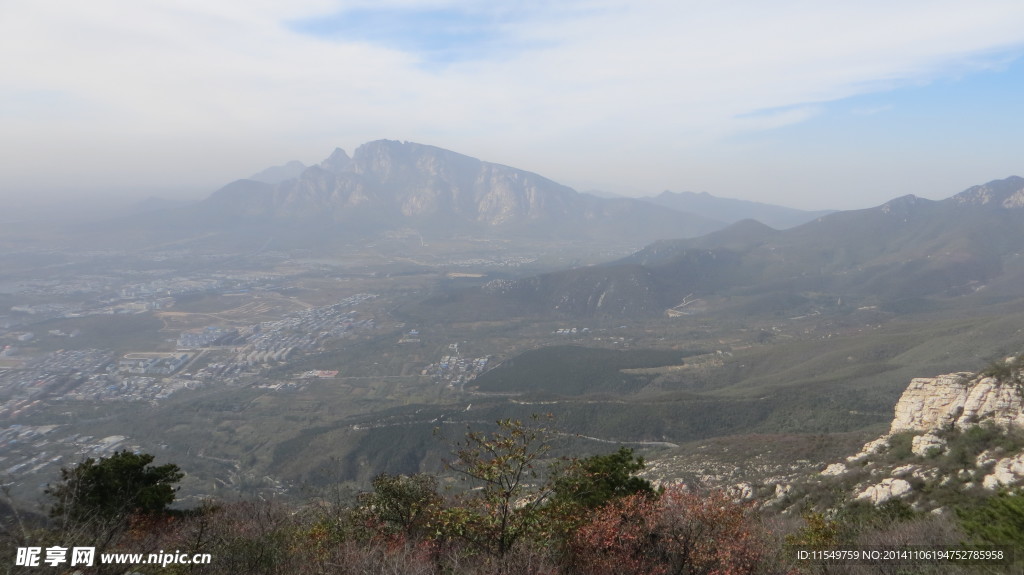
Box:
left=1, top=0, right=1023, bottom=202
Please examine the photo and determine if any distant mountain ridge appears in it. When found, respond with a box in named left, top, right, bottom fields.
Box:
left=197, top=140, right=722, bottom=244
left=642, top=190, right=834, bottom=229
left=419, top=176, right=1024, bottom=319
left=249, top=160, right=307, bottom=184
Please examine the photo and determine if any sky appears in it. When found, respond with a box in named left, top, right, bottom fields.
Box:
left=2, top=1, right=1024, bottom=210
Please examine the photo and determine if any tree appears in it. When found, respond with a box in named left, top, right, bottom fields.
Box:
left=46, top=450, right=183, bottom=534
left=440, top=416, right=557, bottom=557
left=552, top=447, right=656, bottom=510
left=356, top=472, right=442, bottom=540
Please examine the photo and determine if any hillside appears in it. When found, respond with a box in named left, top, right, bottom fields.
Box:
left=10, top=355, right=1023, bottom=575
left=417, top=177, right=1024, bottom=320
left=720, top=356, right=1024, bottom=517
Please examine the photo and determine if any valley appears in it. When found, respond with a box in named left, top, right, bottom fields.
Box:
left=2, top=144, right=1024, bottom=526
left=3, top=225, right=1022, bottom=507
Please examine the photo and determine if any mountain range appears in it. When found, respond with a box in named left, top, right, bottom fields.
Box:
left=72, top=140, right=843, bottom=253
left=70, top=139, right=1024, bottom=320
left=193, top=140, right=722, bottom=245
left=413, top=176, right=1024, bottom=320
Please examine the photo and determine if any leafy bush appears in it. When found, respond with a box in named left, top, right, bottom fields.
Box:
left=355, top=472, right=442, bottom=540
left=882, top=432, right=915, bottom=461
left=551, top=447, right=656, bottom=511
left=567, top=486, right=779, bottom=575
left=980, top=353, right=1024, bottom=391
left=957, top=489, right=1024, bottom=547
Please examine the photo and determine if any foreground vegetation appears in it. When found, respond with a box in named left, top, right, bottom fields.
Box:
left=3, top=417, right=1023, bottom=574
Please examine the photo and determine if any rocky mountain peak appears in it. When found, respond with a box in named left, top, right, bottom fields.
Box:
left=320, top=148, right=352, bottom=175
left=948, top=176, right=1024, bottom=209
left=199, top=140, right=719, bottom=243
left=878, top=194, right=921, bottom=214
left=348, top=140, right=487, bottom=185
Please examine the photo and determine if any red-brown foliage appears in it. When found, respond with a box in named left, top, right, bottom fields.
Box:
left=568, top=486, right=775, bottom=575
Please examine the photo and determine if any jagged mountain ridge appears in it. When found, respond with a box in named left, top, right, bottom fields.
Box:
left=424, top=176, right=1024, bottom=319
left=200, top=140, right=722, bottom=243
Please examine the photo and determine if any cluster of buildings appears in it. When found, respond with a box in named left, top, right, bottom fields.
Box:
left=0, top=349, right=115, bottom=403
left=422, top=348, right=491, bottom=388
left=1, top=424, right=139, bottom=486
left=119, top=278, right=228, bottom=299
left=240, top=295, right=377, bottom=364
left=446, top=255, right=538, bottom=268
left=63, top=373, right=193, bottom=402
left=7, top=298, right=170, bottom=323
left=177, top=327, right=240, bottom=349
left=10, top=303, right=83, bottom=316
left=553, top=327, right=590, bottom=335
left=0, top=286, right=382, bottom=494
left=10, top=276, right=114, bottom=297
left=118, top=353, right=192, bottom=375
left=0, top=348, right=205, bottom=418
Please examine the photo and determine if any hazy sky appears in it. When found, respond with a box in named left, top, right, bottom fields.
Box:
left=2, top=1, right=1023, bottom=210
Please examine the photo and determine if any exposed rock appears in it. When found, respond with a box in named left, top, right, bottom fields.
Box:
left=976, top=449, right=998, bottom=468
left=765, top=483, right=794, bottom=507
left=728, top=482, right=754, bottom=501
left=821, top=463, right=846, bottom=476
left=890, top=373, right=973, bottom=432
left=912, top=468, right=938, bottom=482
left=848, top=437, right=889, bottom=462
left=205, top=139, right=721, bottom=243
left=981, top=453, right=1024, bottom=490
left=949, top=176, right=1024, bottom=208
left=855, top=478, right=912, bottom=504
left=891, top=464, right=916, bottom=477
left=890, top=373, right=1024, bottom=433
left=813, top=366, right=1024, bottom=508
left=1004, top=189, right=1024, bottom=209
left=911, top=433, right=947, bottom=457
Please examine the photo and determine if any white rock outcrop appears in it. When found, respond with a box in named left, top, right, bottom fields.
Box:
left=891, top=464, right=916, bottom=477
left=847, top=437, right=889, bottom=462
left=821, top=463, right=846, bottom=476
left=812, top=366, right=1024, bottom=507
left=855, top=478, right=912, bottom=504
left=911, top=433, right=947, bottom=456
left=890, top=373, right=1024, bottom=432
left=982, top=453, right=1024, bottom=490
left=728, top=482, right=754, bottom=501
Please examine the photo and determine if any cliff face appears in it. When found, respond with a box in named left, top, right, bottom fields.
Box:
left=832, top=363, right=1024, bottom=504
left=889, top=372, right=1024, bottom=433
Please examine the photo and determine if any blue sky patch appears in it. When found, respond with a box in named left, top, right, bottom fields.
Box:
left=289, top=7, right=525, bottom=66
